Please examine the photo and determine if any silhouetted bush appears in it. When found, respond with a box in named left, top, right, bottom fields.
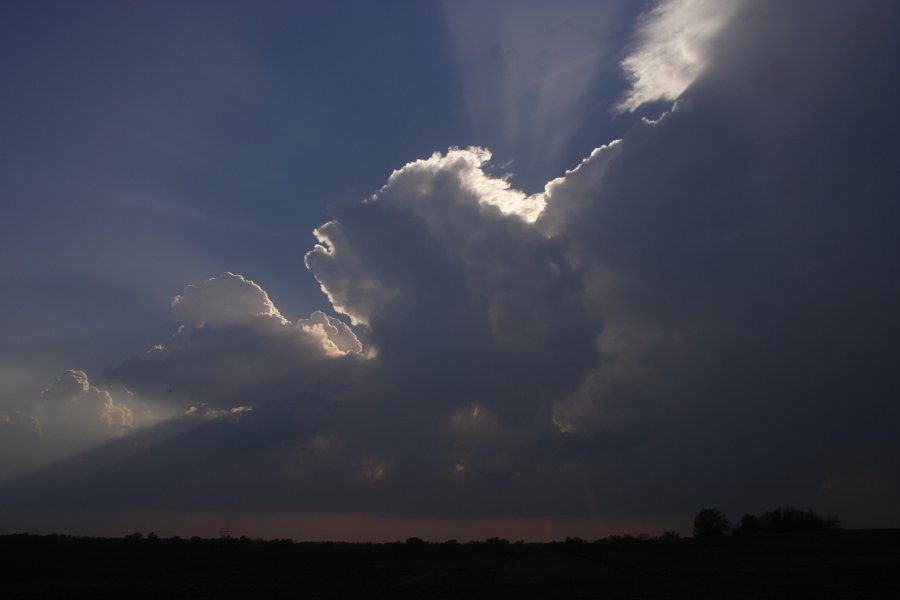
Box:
left=693, top=508, right=732, bottom=537
left=405, top=537, right=427, bottom=546
left=659, top=531, right=681, bottom=541
left=605, top=534, right=638, bottom=543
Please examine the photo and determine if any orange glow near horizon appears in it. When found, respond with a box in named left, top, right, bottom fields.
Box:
left=2, top=509, right=687, bottom=542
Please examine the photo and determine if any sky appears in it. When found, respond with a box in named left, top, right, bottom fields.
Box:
left=1, top=0, right=899, bottom=541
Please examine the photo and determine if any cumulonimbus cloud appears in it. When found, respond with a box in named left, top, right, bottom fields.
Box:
left=304, top=145, right=596, bottom=427
left=5, top=1, right=900, bottom=526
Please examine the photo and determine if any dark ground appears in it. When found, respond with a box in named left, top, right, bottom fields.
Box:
left=3, top=529, right=899, bottom=599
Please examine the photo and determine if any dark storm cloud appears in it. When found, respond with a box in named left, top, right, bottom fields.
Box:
left=4, top=0, right=900, bottom=527
left=542, top=0, right=900, bottom=518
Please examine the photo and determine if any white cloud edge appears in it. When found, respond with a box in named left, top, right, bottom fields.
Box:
left=616, top=0, right=743, bottom=113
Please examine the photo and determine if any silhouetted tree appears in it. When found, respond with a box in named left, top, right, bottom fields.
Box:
left=733, top=514, right=760, bottom=535
left=484, top=537, right=509, bottom=545
left=731, top=507, right=840, bottom=535
left=758, top=507, right=839, bottom=533
left=693, top=508, right=732, bottom=537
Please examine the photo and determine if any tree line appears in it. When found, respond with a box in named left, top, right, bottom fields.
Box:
left=693, top=507, right=840, bottom=538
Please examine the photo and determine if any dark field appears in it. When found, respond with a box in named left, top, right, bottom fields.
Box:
left=4, top=530, right=899, bottom=599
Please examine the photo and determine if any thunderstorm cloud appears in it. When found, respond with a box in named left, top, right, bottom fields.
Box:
left=2, top=0, right=899, bottom=530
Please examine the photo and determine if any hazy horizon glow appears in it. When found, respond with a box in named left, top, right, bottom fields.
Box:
left=1, top=508, right=685, bottom=542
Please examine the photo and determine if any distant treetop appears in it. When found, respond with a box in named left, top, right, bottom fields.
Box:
left=693, top=508, right=732, bottom=538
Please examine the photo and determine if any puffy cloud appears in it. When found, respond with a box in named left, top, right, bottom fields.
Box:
left=305, top=146, right=596, bottom=425
left=617, top=0, right=743, bottom=112
left=1, top=410, right=42, bottom=438
left=107, top=273, right=363, bottom=408
left=306, top=147, right=549, bottom=328
left=42, top=370, right=134, bottom=433
left=171, top=272, right=283, bottom=327
left=184, top=404, right=253, bottom=419
left=298, top=311, right=364, bottom=356
left=41, top=369, right=91, bottom=400
left=0, top=370, right=144, bottom=482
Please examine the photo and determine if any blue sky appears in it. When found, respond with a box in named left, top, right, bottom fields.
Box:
left=0, top=0, right=646, bottom=387
left=2, top=1, right=899, bottom=540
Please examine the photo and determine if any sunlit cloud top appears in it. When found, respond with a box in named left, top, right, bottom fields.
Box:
left=617, top=0, right=744, bottom=112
